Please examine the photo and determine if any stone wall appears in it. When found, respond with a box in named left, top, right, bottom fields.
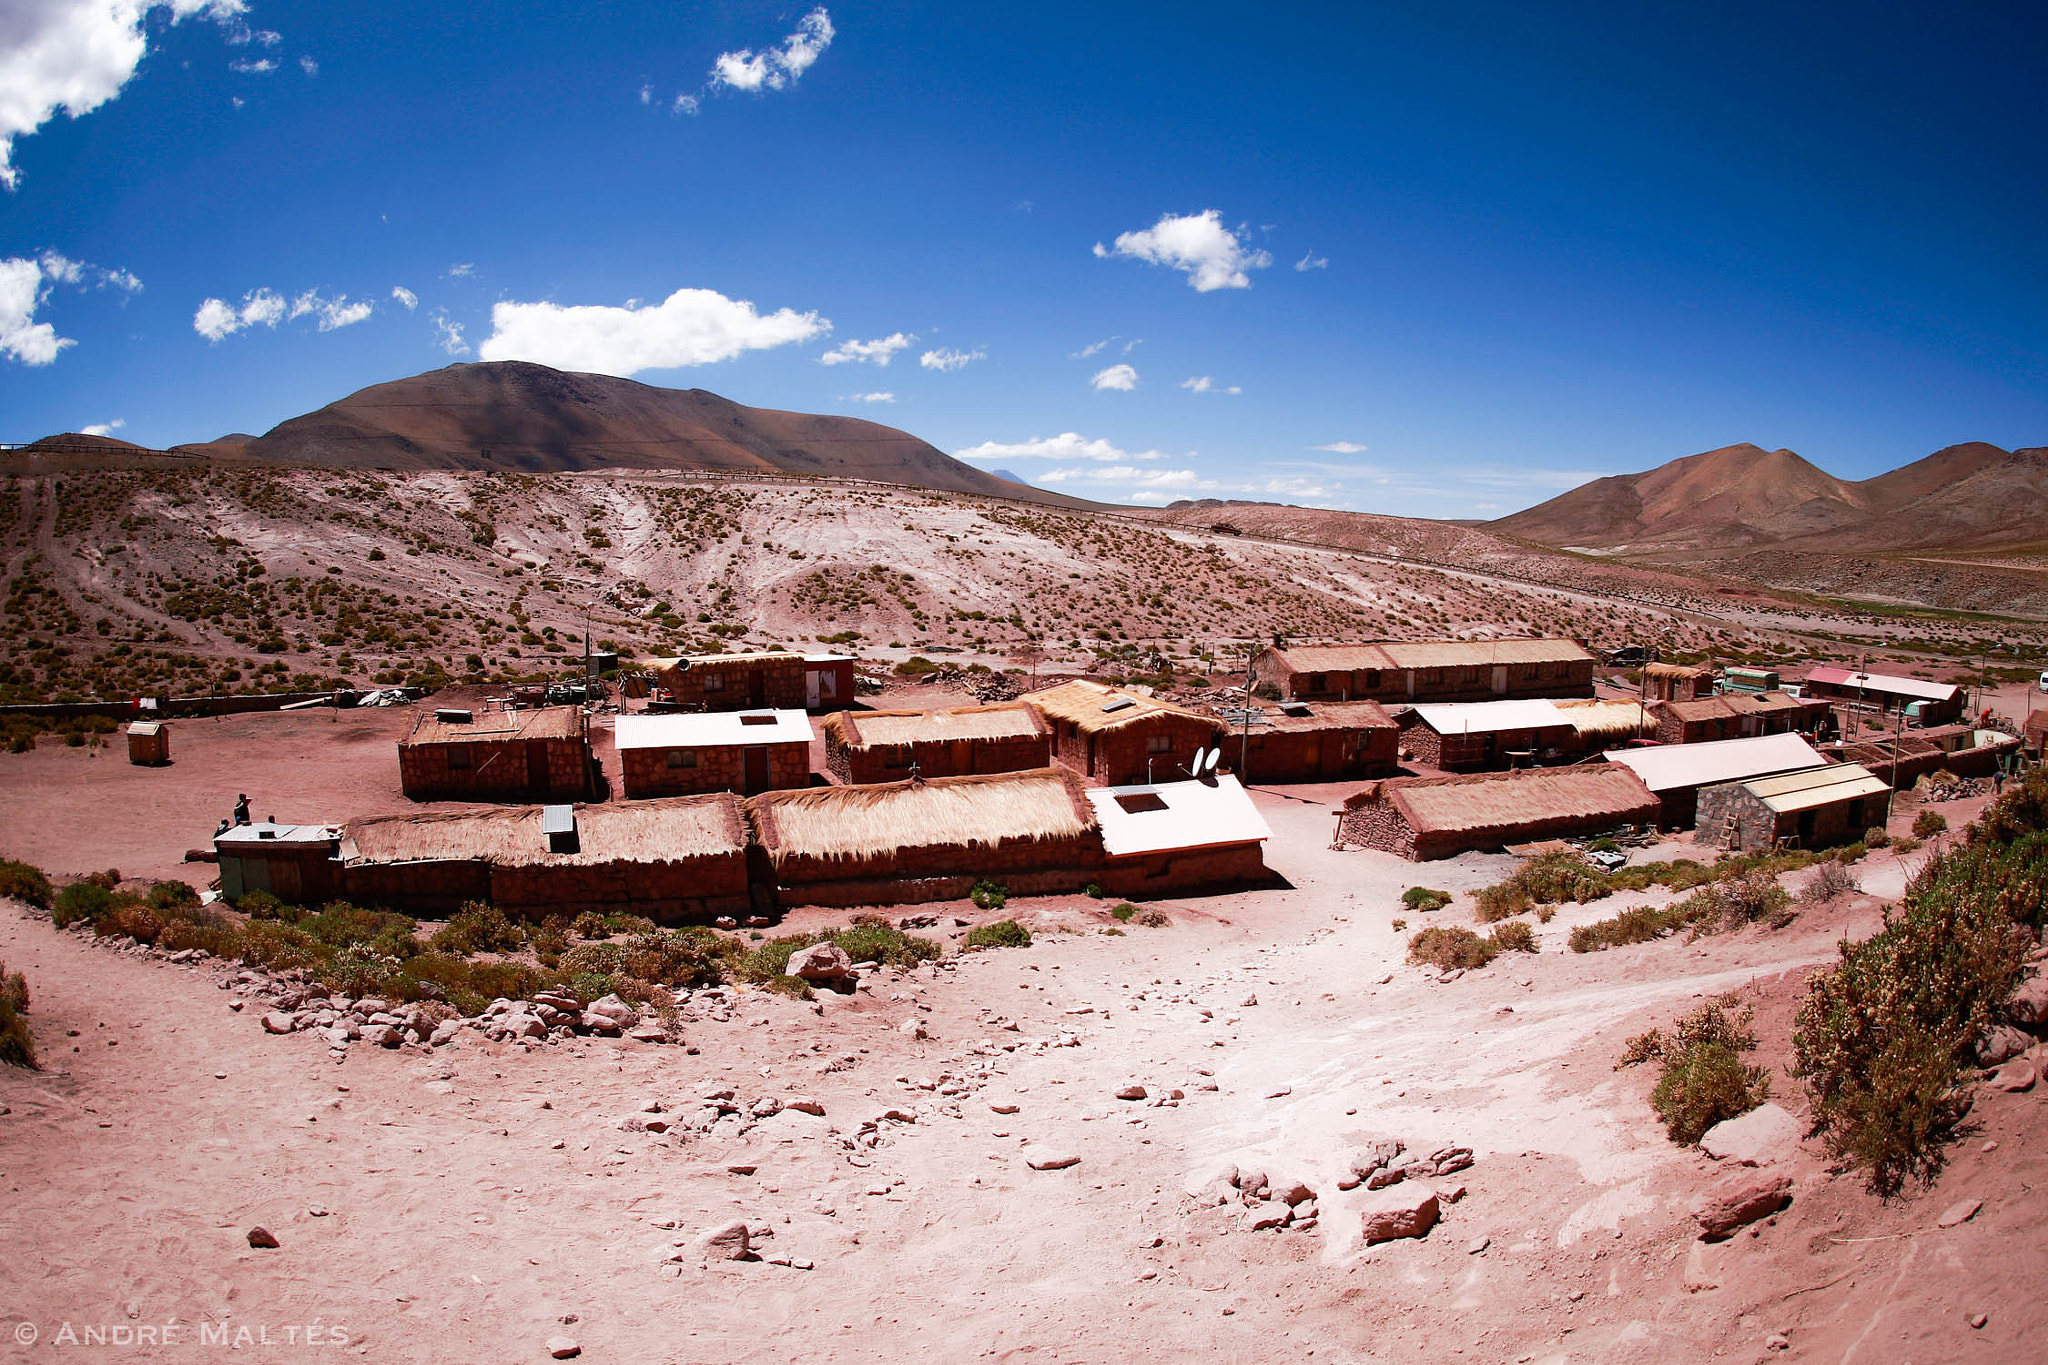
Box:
left=1235, top=725, right=1398, bottom=783
left=829, top=732, right=1054, bottom=786
left=1047, top=713, right=1227, bottom=787
left=659, top=656, right=809, bottom=712
left=399, top=735, right=590, bottom=802
left=621, top=741, right=809, bottom=798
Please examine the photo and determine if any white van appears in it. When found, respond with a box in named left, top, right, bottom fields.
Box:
left=2039, top=669, right=2048, bottom=693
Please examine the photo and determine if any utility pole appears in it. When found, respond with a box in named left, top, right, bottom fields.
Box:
left=1884, top=703, right=1905, bottom=828
left=1240, top=644, right=1257, bottom=783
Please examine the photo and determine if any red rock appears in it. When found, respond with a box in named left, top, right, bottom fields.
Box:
left=1361, top=1188, right=1439, bottom=1244
left=1694, top=1172, right=1792, bottom=1240
left=1936, top=1198, right=1981, bottom=1229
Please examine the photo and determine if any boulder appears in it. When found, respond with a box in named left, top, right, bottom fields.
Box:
left=581, top=994, right=639, bottom=1033
left=546, top=1337, right=581, bottom=1360
left=1694, top=1171, right=1792, bottom=1240
left=1700, top=1103, right=1803, bottom=1166
left=750, top=1096, right=784, bottom=1119
left=1027, top=1152, right=1081, bottom=1171
left=785, top=1097, right=826, bottom=1116
left=261, top=1011, right=296, bottom=1035
left=1991, top=1058, right=2036, bottom=1093
left=694, top=1219, right=753, bottom=1261
left=2007, top=973, right=2048, bottom=1027
left=366, top=1025, right=404, bottom=1048
left=787, top=942, right=855, bottom=982
left=1348, top=1136, right=1405, bottom=1181
left=428, top=1020, right=462, bottom=1047
left=246, top=1226, right=280, bottom=1249
left=1116, top=1085, right=1148, bottom=1101
left=1360, top=1187, right=1439, bottom=1244
left=1976, top=1024, right=2032, bottom=1067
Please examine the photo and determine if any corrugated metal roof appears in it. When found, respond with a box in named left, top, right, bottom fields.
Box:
left=1087, top=774, right=1272, bottom=856
left=403, top=706, right=583, bottom=747
left=1602, top=733, right=1825, bottom=792
left=1654, top=691, right=1810, bottom=723
left=1375, top=638, right=1593, bottom=669
left=837, top=705, right=1045, bottom=747
left=614, top=710, right=813, bottom=749
left=1409, top=699, right=1572, bottom=735
left=1741, top=763, right=1891, bottom=813
left=1374, top=765, right=1659, bottom=836
left=1267, top=644, right=1394, bottom=672
left=1803, top=667, right=1958, bottom=703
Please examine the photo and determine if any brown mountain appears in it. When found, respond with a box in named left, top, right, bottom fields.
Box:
left=155, top=360, right=1094, bottom=507
left=1493, top=440, right=2048, bottom=555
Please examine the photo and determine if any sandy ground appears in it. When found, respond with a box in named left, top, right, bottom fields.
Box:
left=0, top=712, right=2042, bottom=1362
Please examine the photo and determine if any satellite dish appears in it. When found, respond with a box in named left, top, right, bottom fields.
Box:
left=1201, top=748, right=1220, bottom=775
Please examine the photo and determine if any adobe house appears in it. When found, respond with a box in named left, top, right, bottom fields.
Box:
left=799, top=653, right=858, bottom=710
left=398, top=706, right=592, bottom=802
left=215, top=820, right=344, bottom=905
left=1084, top=773, right=1274, bottom=895
left=1640, top=663, right=1716, bottom=702
left=339, top=796, right=752, bottom=923
left=1646, top=691, right=1825, bottom=746
left=821, top=704, right=1051, bottom=785
left=614, top=710, right=813, bottom=798
left=650, top=652, right=809, bottom=712
left=1799, top=667, right=1963, bottom=726
left=1252, top=638, right=1595, bottom=704
left=1554, top=698, right=1657, bottom=753
left=1024, top=680, right=1228, bottom=787
left=1601, top=732, right=1827, bottom=829
left=1395, top=700, right=1576, bottom=771
left=1222, top=700, right=1400, bottom=782
left=1697, top=764, right=1891, bottom=852
left=1337, top=765, right=1660, bottom=861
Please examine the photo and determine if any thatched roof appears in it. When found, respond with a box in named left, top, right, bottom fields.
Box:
left=824, top=704, right=1048, bottom=750
left=342, top=794, right=746, bottom=868
left=1650, top=691, right=1810, bottom=724
left=402, top=706, right=583, bottom=748
left=746, top=767, right=1096, bottom=865
left=1254, top=700, right=1398, bottom=733
left=651, top=650, right=803, bottom=675
left=1263, top=643, right=1393, bottom=673
left=1643, top=662, right=1714, bottom=680
left=1345, top=765, right=1659, bottom=837
left=1374, top=637, right=1592, bottom=670
left=1024, top=680, right=1224, bottom=736
left=1554, top=698, right=1657, bottom=742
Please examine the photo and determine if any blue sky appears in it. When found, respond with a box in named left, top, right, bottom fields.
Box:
left=3, top=2, right=2044, bottom=516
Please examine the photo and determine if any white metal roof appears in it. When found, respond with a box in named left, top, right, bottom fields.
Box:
left=1409, top=699, right=1571, bottom=735
left=1742, top=763, right=1891, bottom=814
left=215, top=821, right=340, bottom=849
left=1085, top=774, right=1273, bottom=857
left=1603, top=732, right=1825, bottom=793
left=614, top=710, right=814, bottom=750
left=1804, top=667, right=1959, bottom=703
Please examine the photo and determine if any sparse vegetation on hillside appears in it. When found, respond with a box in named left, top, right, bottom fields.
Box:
left=0, top=959, right=35, bottom=1069
left=1621, top=997, right=1772, bottom=1146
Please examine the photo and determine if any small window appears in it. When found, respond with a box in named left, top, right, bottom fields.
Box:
left=447, top=745, right=472, bottom=770
left=1356, top=732, right=1373, bottom=751
left=740, top=713, right=776, bottom=726
left=1364, top=669, right=1381, bottom=688
left=666, top=750, right=698, bottom=769
left=701, top=673, right=725, bottom=691
left=1115, top=791, right=1170, bottom=814
left=1308, top=673, right=1326, bottom=692
left=1146, top=734, right=1173, bottom=754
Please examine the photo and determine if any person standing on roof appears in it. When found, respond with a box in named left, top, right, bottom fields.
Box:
left=233, top=793, right=251, bottom=825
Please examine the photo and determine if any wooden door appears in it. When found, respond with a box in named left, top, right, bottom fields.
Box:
left=527, top=740, right=551, bottom=794
left=743, top=746, right=769, bottom=794
left=748, top=669, right=765, bottom=705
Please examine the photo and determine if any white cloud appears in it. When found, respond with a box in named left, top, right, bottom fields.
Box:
left=1311, top=441, right=1369, bottom=454
left=847, top=391, right=894, bottom=403
left=431, top=309, right=467, bottom=356
left=1093, top=209, right=1272, bottom=292
left=80, top=418, right=124, bottom=436
left=101, top=266, right=141, bottom=292
left=638, top=83, right=653, bottom=105
left=445, top=262, right=474, bottom=278
left=673, top=93, right=699, bottom=115
left=820, top=331, right=914, bottom=366
left=0, top=0, right=252, bottom=190
left=1122, top=337, right=1142, bottom=354
left=710, top=7, right=833, bottom=93
left=192, top=287, right=285, bottom=340
left=298, top=54, right=317, bottom=77
left=228, top=57, right=275, bottom=74
left=1295, top=252, right=1328, bottom=271
left=479, top=286, right=828, bottom=377
left=954, top=433, right=1168, bottom=464
left=1090, top=363, right=1138, bottom=391
left=391, top=285, right=417, bottom=310
left=1038, top=465, right=1205, bottom=489
left=0, top=257, right=68, bottom=363
left=919, top=346, right=983, bottom=372
left=1180, top=376, right=1240, bottom=395
left=289, top=288, right=371, bottom=331
left=1070, top=337, right=1111, bottom=359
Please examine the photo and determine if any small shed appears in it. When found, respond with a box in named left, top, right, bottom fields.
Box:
left=614, top=710, right=813, bottom=798
left=1647, top=691, right=1823, bottom=746
left=1554, top=698, right=1657, bottom=753
left=650, top=651, right=809, bottom=712
left=1337, top=765, right=1660, bottom=861
left=1224, top=700, right=1400, bottom=782
left=1697, top=764, right=1891, bottom=852
left=1601, top=732, right=1827, bottom=828
left=398, top=705, right=592, bottom=802
left=126, top=720, right=171, bottom=766
left=1085, top=774, right=1273, bottom=894
left=215, top=821, right=343, bottom=905
left=1397, top=699, right=1575, bottom=771
left=1800, top=667, right=1963, bottom=725
left=821, top=704, right=1051, bottom=785
left=1024, top=680, right=1228, bottom=787
left=800, top=653, right=858, bottom=710
left=747, top=767, right=1105, bottom=908
left=1641, top=663, right=1715, bottom=702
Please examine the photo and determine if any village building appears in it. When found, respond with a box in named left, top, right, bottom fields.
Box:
left=747, top=767, right=1105, bottom=908
left=615, top=710, right=813, bottom=798
left=1554, top=698, right=1657, bottom=753
left=1395, top=699, right=1576, bottom=771
left=1640, top=662, right=1716, bottom=702
left=1252, top=638, right=1596, bottom=704
left=2026, top=710, right=2048, bottom=762
left=125, top=719, right=170, bottom=766
left=1646, top=690, right=1827, bottom=746
left=215, top=820, right=344, bottom=905
left=1220, top=700, right=1401, bottom=783
left=338, top=795, right=752, bottom=922
left=397, top=706, right=592, bottom=802
left=1337, top=765, right=1660, bottom=861
left=1799, top=667, right=1963, bottom=725
left=1912, top=724, right=2024, bottom=778
left=1024, top=680, right=1228, bottom=787
left=821, top=704, right=1051, bottom=785
left=649, top=651, right=809, bottom=712
left=800, top=653, right=858, bottom=710
left=1084, top=774, right=1273, bottom=894
left=1696, top=764, right=1891, bottom=852
left=1600, top=732, right=1828, bottom=829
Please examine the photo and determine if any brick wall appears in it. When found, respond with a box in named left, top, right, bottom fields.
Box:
left=1047, top=714, right=1226, bottom=787
left=659, top=656, right=809, bottom=711
left=1235, top=726, right=1398, bottom=782
left=621, top=741, right=809, bottom=798
left=831, top=732, right=1054, bottom=785
left=399, top=734, right=592, bottom=802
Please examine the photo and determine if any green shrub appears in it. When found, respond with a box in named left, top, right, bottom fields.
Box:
left=146, top=880, right=201, bottom=910
left=1912, top=809, right=1948, bottom=838
left=430, top=902, right=523, bottom=956
left=969, top=880, right=1008, bottom=910
left=964, top=919, right=1032, bottom=950
left=761, top=974, right=812, bottom=1000
left=1134, top=907, right=1171, bottom=928
left=1473, top=851, right=1608, bottom=922
left=1407, top=925, right=1497, bottom=971
left=0, top=859, right=52, bottom=909
left=52, top=881, right=112, bottom=928
left=893, top=656, right=940, bottom=676
left=1472, top=883, right=1530, bottom=923
left=1110, top=903, right=1138, bottom=922
left=1864, top=825, right=1890, bottom=849
left=1401, top=886, right=1452, bottom=913
left=235, top=889, right=289, bottom=919
left=1084, top=882, right=1104, bottom=899
left=830, top=916, right=942, bottom=970
left=1488, top=921, right=1538, bottom=954
left=0, top=960, right=34, bottom=1070
left=1637, top=998, right=1772, bottom=1145
left=1569, top=903, right=1689, bottom=953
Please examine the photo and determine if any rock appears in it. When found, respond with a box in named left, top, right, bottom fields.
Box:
left=1991, top=1058, right=2036, bottom=1092
left=989, top=1103, right=1020, bottom=1115
left=1027, top=1152, right=1081, bottom=1171
left=785, top=1096, right=826, bottom=1116
left=750, top=1096, right=783, bottom=1119
left=1360, top=1188, right=1440, bottom=1244
left=627, top=1023, right=669, bottom=1043
left=1700, top=1103, right=1803, bottom=1165
left=900, top=1019, right=929, bottom=1040
left=429, top=1020, right=461, bottom=1047
left=694, top=1219, right=753, bottom=1260
left=1694, top=1172, right=1793, bottom=1240
left=1764, top=1332, right=1790, bottom=1351
left=502, top=1013, right=546, bottom=1040
left=1116, top=1085, right=1148, bottom=1101
left=1365, top=1168, right=1404, bottom=1190
left=366, top=1025, right=403, bottom=1048
left=261, top=1011, right=296, bottom=1035
left=1976, top=1024, right=2032, bottom=1067
left=1968, top=1313, right=1988, bottom=1330
left=2006, top=973, right=2048, bottom=1026
left=246, top=1226, right=280, bottom=1248
left=546, top=1335, right=581, bottom=1359
left=355, top=997, right=389, bottom=1015
left=1244, top=1202, right=1292, bottom=1232
left=1273, top=1180, right=1315, bottom=1207
left=788, top=942, right=855, bottom=982
left=581, top=994, right=639, bottom=1033
left=1936, top=1198, right=1981, bottom=1229
left=1348, top=1136, right=1405, bottom=1181
left=1466, top=1236, right=1489, bottom=1254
